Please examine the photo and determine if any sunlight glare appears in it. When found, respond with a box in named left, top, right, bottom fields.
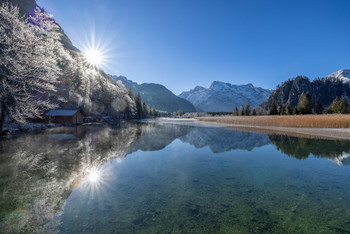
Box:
left=88, top=170, right=100, bottom=183
left=84, top=48, right=103, bottom=66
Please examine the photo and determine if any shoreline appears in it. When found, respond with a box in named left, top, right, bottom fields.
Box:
left=194, top=115, right=350, bottom=140
left=152, top=117, right=350, bottom=141
left=203, top=121, right=350, bottom=140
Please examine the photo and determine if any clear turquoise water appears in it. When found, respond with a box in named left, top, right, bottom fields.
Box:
left=1, top=122, right=350, bottom=233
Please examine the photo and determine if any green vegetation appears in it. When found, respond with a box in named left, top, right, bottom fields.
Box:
left=326, top=96, right=349, bottom=114
left=269, top=102, right=278, bottom=115
left=297, top=92, right=312, bottom=114
left=232, top=107, right=239, bottom=116
left=315, top=99, right=324, bottom=114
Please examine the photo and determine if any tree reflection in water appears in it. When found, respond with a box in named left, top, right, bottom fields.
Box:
left=0, top=124, right=145, bottom=232
left=269, top=135, right=350, bottom=163
left=1, top=122, right=350, bottom=232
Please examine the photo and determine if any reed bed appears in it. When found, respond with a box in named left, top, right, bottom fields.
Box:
left=197, top=114, right=350, bottom=128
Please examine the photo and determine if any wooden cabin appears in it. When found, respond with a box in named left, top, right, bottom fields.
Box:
left=46, top=109, right=84, bottom=124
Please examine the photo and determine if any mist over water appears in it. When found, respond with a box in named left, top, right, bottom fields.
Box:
left=1, top=122, right=350, bottom=233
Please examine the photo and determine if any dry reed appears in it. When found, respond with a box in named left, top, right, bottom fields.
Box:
left=197, top=114, right=350, bottom=128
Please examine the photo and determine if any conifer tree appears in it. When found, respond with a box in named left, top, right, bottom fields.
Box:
left=286, top=103, right=292, bottom=115
left=233, top=107, right=239, bottom=116
left=327, top=97, right=340, bottom=113
left=292, top=107, right=299, bottom=115
left=269, top=102, right=278, bottom=115
left=314, top=99, right=323, bottom=114
left=279, top=105, right=285, bottom=115
left=240, top=105, right=245, bottom=116
left=297, top=93, right=312, bottom=114
left=244, top=102, right=251, bottom=116
left=339, top=96, right=349, bottom=114
left=134, top=93, right=142, bottom=118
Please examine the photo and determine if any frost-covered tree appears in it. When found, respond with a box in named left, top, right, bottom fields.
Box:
left=0, top=4, right=64, bottom=131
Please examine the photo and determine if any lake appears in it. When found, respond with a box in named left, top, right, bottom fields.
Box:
left=1, top=120, right=350, bottom=233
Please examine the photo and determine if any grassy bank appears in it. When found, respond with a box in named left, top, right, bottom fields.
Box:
left=197, top=114, right=350, bottom=128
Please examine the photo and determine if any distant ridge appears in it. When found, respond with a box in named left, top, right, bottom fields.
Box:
left=113, top=76, right=196, bottom=113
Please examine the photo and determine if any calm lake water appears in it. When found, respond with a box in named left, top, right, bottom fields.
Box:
left=1, top=121, right=350, bottom=233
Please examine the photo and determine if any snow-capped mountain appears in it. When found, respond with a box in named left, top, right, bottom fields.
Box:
left=329, top=153, right=350, bottom=166
left=327, top=69, right=350, bottom=84
left=179, top=81, right=272, bottom=112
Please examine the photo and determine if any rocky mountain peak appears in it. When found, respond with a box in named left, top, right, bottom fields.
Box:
left=327, top=69, right=350, bottom=84
left=179, top=82, right=272, bottom=112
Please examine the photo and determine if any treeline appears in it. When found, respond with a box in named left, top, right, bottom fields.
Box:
left=129, top=89, right=169, bottom=119
left=268, top=93, right=350, bottom=115
left=232, top=93, right=350, bottom=116
left=232, top=102, right=257, bottom=116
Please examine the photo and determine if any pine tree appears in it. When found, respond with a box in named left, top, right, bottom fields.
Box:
left=327, top=97, right=340, bottom=113
left=134, top=93, right=142, bottom=118
left=292, top=107, right=299, bottom=115
left=233, top=107, right=239, bottom=116
left=339, top=96, right=349, bottom=114
left=297, top=92, right=312, bottom=114
left=244, top=102, right=251, bottom=116
left=269, top=102, right=278, bottom=115
left=279, top=105, right=285, bottom=115
left=240, top=105, right=245, bottom=116
left=314, top=99, right=323, bottom=114
left=286, top=103, right=292, bottom=115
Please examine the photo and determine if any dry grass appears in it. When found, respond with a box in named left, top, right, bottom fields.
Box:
left=197, top=114, right=350, bottom=128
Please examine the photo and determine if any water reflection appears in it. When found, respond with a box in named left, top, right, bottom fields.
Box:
left=179, top=127, right=270, bottom=153
left=269, top=135, right=350, bottom=164
left=0, top=122, right=350, bottom=232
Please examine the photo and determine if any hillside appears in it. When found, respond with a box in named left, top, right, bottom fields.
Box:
left=0, top=0, right=146, bottom=119
left=180, top=81, right=271, bottom=112
left=0, top=0, right=79, bottom=52
left=113, top=76, right=196, bottom=113
left=264, top=69, right=350, bottom=110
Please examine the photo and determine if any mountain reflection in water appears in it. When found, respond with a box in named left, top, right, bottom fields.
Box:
left=0, top=122, right=350, bottom=232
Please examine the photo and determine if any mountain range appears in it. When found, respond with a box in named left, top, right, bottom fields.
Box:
left=179, top=82, right=272, bottom=112
left=113, top=76, right=196, bottom=113
left=264, top=69, right=350, bottom=110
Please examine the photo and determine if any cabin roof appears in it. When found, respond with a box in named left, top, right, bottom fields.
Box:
left=46, top=109, right=81, bottom=117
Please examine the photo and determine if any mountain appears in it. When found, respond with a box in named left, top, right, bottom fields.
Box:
left=327, top=69, right=350, bottom=84
left=113, top=76, right=196, bottom=113
left=179, top=81, right=272, bottom=112
left=264, top=69, right=350, bottom=110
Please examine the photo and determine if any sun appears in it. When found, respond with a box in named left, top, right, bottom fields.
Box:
left=83, top=48, right=103, bottom=67
left=88, top=170, right=100, bottom=183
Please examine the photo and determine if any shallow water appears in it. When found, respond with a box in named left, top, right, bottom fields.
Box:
left=1, top=122, right=350, bottom=233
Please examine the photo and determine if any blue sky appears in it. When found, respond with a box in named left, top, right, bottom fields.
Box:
left=38, top=0, right=350, bottom=94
